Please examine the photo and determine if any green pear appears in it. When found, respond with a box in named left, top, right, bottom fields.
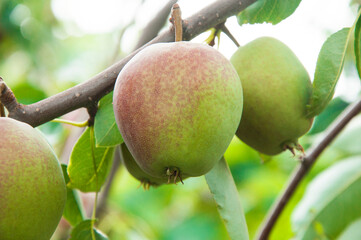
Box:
left=120, top=143, right=168, bottom=188
left=0, top=117, right=67, bottom=240
left=113, top=42, right=243, bottom=181
left=230, top=37, right=313, bottom=156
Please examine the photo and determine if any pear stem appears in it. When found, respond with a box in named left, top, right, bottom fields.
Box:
left=171, top=3, right=183, bottom=42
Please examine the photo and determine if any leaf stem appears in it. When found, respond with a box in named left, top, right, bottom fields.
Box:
left=257, top=96, right=361, bottom=240
left=90, top=191, right=99, bottom=240
left=51, top=118, right=88, bottom=127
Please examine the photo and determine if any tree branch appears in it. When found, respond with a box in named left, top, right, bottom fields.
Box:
left=3, top=0, right=256, bottom=127
left=257, top=96, right=361, bottom=240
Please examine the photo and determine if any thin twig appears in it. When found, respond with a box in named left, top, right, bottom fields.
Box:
left=3, top=0, right=256, bottom=127
left=96, top=146, right=121, bottom=219
left=257, top=96, right=361, bottom=240
left=0, top=77, right=20, bottom=114
left=0, top=78, right=5, bottom=116
left=0, top=103, right=5, bottom=117
left=220, top=23, right=240, bottom=47
left=134, top=0, right=177, bottom=49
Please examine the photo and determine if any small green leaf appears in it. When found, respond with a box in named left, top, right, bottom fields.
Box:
left=331, top=118, right=361, bottom=155
left=205, top=157, right=249, bottom=240
left=292, top=156, right=361, bottom=239
left=237, top=0, right=301, bottom=26
left=12, top=82, right=47, bottom=104
left=61, top=164, right=85, bottom=226
left=68, top=127, right=115, bottom=192
left=94, top=92, right=123, bottom=147
left=70, top=220, right=108, bottom=240
left=355, top=10, right=361, bottom=79
left=306, top=28, right=351, bottom=118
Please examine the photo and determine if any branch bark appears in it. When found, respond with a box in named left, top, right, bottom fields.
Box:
left=257, top=96, right=361, bottom=240
left=2, top=0, right=256, bottom=127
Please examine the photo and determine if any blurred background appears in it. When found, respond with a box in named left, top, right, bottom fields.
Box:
left=1, top=0, right=361, bottom=239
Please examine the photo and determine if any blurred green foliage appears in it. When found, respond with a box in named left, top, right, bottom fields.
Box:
left=1, top=1, right=361, bottom=240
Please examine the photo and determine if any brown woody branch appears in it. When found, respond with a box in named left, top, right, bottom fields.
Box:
left=257, top=96, right=361, bottom=240
left=1, top=0, right=256, bottom=127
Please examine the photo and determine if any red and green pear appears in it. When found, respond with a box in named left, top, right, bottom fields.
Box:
left=230, top=37, right=313, bottom=156
left=113, top=42, right=243, bottom=181
left=0, top=117, right=67, bottom=240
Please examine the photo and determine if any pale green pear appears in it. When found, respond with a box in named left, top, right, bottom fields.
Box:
left=0, top=117, right=66, bottom=240
left=230, top=37, right=313, bottom=155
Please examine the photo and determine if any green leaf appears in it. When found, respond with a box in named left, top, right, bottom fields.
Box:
left=70, top=220, right=108, bottom=240
left=338, top=218, right=361, bottom=240
left=205, top=157, right=249, bottom=240
left=355, top=10, right=361, bottom=80
left=12, top=81, right=48, bottom=104
left=68, top=127, right=115, bottom=192
left=237, top=0, right=301, bottom=26
left=94, top=92, right=123, bottom=147
left=61, top=164, right=85, bottom=226
left=306, top=28, right=351, bottom=118
left=292, top=156, right=361, bottom=239
left=330, top=115, right=361, bottom=155
left=307, top=97, right=349, bottom=135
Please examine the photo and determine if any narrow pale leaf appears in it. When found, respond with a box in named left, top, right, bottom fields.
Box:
left=355, top=10, right=361, bottom=79
left=70, top=220, right=108, bottom=240
left=338, top=218, right=361, bottom=240
left=94, top=92, right=123, bottom=147
left=307, top=97, right=349, bottom=135
left=61, top=164, right=85, bottom=226
left=306, top=28, right=351, bottom=118
left=68, top=127, right=115, bottom=192
left=292, top=156, right=361, bottom=239
left=205, top=157, right=249, bottom=240
left=237, top=0, right=301, bottom=26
